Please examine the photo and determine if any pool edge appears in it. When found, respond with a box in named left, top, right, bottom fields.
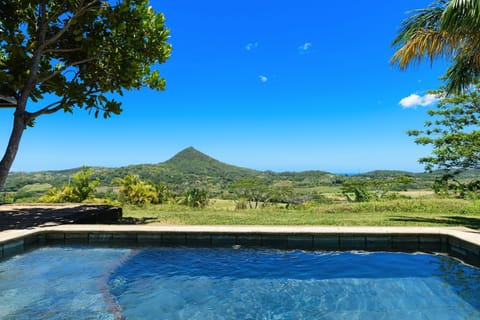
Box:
left=1, top=225, right=479, bottom=265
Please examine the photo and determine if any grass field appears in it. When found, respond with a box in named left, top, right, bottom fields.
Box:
left=122, top=198, right=480, bottom=229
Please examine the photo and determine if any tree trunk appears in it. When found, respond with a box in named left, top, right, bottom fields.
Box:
left=0, top=110, right=28, bottom=191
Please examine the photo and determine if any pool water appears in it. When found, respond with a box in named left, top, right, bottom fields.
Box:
left=0, top=246, right=479, bottom=319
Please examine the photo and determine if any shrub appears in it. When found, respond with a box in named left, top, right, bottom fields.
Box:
left=40, top=166, right=98, bottom=203
left=235, top=199, right=249, bottom=210
left=178, top=188, right=209, bottom=208
left=112, top=175, right=158, bottom=206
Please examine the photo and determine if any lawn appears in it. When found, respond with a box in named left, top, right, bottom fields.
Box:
left=122, top=198, right=480, bottom=229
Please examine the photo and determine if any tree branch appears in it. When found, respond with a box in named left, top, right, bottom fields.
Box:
left=37, top=56, right=97, bottom=84
left=45, top=47, right=82, bottom=53
left=29, top=86, right=102, bottom=119
left=42, top=0, right=99, bottom=50
left=20, top=1, right=48, bottom=109
left=45, top=0, right=71, bottom=24
left=28, top=100, right=65, bottom=118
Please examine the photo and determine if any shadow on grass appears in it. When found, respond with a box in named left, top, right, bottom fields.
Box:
left=389, top=215, right=480, bottom=230
left=116, top=217, right=159, bottom=225
left=0, top=204, right=121, bottom=231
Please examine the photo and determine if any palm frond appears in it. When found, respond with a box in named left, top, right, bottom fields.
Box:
left=445, top=38, right=480, bottom=93
left=391, top=29, right=460, bottom=69
left=391, top=0, right=447, bottom=47
left=443, top=0, right=480, bottom=31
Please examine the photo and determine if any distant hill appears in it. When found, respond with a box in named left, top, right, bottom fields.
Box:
left=163, top=147, right=258, bottom=177
left=4, top=147, right=261, bottom=192
left=5, top=146, right=475, bottom=193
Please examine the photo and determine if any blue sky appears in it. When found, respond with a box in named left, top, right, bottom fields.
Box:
left=0, top=0, right=448, bottom=173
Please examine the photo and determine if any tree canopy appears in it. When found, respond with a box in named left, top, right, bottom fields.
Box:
left=391, top=0, right=480, bottom=93
left=408, top=83, right=480, bottom=197
left=0, top=0, right=171, bottom=190
left=408, top=83, right=480, bottom=173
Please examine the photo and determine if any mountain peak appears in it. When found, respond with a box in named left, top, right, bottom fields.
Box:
left=167, top=147, right=214, bottom=162
left=163, top=147, right=257, bottom=176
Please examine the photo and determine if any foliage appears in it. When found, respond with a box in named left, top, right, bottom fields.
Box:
left=122, top=198, right=480, bottom=229
left=432, top=175, right=480, bottom=199
left=12, top=183, right=51, bottom=202
left=178, top=188, right=209, bottom=208
left=408, top=84, right=480, bottom=198
left=391, top=0, right=480, bottom=93
left=0, top=192, right=14, bottom=204
left=234, top=199, right=249, bottom=210
left=40, top=166, right=98, bottom=202
left=112, top=175, right=158, bottom=206
left=155, top=183, right=174, bottom=204
left=341, top=181, right=372, bottom=202
left=5, top=147, right=452, bottom=196
left=341, top=177, right=414, bottom=202
left=230, top=178, right=273, bottom=208
left=0, top=0, right=171, bottom=190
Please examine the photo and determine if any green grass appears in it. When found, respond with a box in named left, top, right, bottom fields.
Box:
left=121, top=198, right=480, bottom=229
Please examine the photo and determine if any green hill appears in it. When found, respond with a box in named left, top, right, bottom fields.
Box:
left=6, top=146, right=471, bottom=194
left=163, top=147, right=258, bottom=177
left=4, top=147, right=262, bottom=193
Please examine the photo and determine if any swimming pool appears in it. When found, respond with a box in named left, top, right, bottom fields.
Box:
left=0, top=245, right=479, bottom=319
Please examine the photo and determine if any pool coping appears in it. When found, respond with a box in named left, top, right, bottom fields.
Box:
left=1, top=225, right=480, bottom=265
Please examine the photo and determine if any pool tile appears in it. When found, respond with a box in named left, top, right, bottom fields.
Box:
left=236, top=235, right=262, bottom=247
left=3, top=240, right=24, bottom=257
left=313, top=236, right=339, bottom=250
left=89, top=233, right=113, bottom=242
left=46, top=233, right=66, bottom=241
left=366, top=236, right=392, bottom=251
left=339, top=236, right=366, bottom=250
left=211, top=235, right=236, bottom=247
left=392, top=236, right=419, bottom=251
left=64, top=232, right=89, bottom=240
left=186, top=234, right=212, bottom=247
left=287, top=235, right=313, bottom=249
left=137, top=233, right=163, bottom=244
left=23, top=235, right=39, bottom=245
left=161, top=233, right=187, bottom=246
left=261, top=235, right=288, bottom=248
left=457, top=239, right=479, bottom=255
left=419, top=236, right=442, bottom=251
left=112, top=233, right=137, bottom=242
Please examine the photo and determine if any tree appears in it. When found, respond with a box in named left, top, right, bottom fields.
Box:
left=0, top=0, right=171, bottom=190
left=341, top=177, right=414, bottom=202
left=391, top=0, right=480, bottom=93
left=341, top=180, right=372, bottom=202
left=408, top=83, right=480, bottom=197
left=40, top=165, right=99, bottom=202
left=230, top=178, right=273, bottom=209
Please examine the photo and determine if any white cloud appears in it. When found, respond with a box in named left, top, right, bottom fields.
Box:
left=245, top=42, right=258, bottom=51
left=399, top=93, right=438, bottom=108
left=298, top=42, right=312, bottom=54
left=259, top=75, right=268, bottom=83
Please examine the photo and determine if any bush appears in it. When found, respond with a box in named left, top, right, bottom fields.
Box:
left=112, top=175, right=157, bottom=206
left=40, top=166, right=98, bottom=203
left=112, top=175, right=174, bottom=206
left=235, top=199, right=249, bottom=210
left=178, top=188, right=209, bottom=208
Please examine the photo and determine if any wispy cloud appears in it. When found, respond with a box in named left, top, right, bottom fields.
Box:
left=298, top=42, right=312, bottom=54
left=245, top=42, right=258, bottom=51
left=259, top=75, right=268, bottom=83
left=399, top=93, right=438, bottom=108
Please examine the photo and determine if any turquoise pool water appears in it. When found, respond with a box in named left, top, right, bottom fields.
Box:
left=0, top=246, right=479, bottom=319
